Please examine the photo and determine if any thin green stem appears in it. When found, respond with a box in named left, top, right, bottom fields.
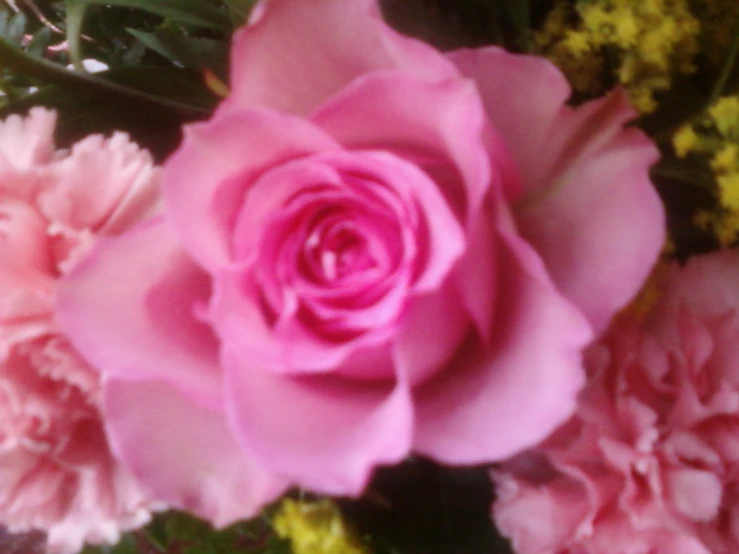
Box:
left=65, top=0, right=87, bottom=72
left=706, top=17, right=739, bottom=107
left=654, top=20, right=739, bottom=145
left=0, top=35, right=208, bottom=118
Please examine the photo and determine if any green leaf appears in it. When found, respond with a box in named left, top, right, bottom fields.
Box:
left=25, top=27, right=54, bottom=58
left=109, top=534, right=139, bottom=554
left=127, top=25, right=228, bottom=77
left=499, top=0, right=531, bottom=52
left=66, top=0, right=230, bottom=31
left=183, top=544, right=218, bottom=554
left=0, top=10, right=28, bottom=45
left=0, top=64, right=215, bottom=160
left=0, top=34, right=210, bottom=115
left=223, top=0, right=258, bottom=26
left=164, top=511, right=212, bottom=542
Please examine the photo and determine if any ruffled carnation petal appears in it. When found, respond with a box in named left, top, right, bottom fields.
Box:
left=0, top=108, right=56, bottom=185
left=492, top=251, right=739, bottom=554
left=230, top=0, right=457, bottom=116
left=103, top=378, right=287, bottom=527
left=38, top=133, right=157, bottom=233
left=57, top=218, right=221, bottom=409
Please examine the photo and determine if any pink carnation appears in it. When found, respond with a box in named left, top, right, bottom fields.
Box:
left=0, top=109, right=158, bottom=553
left=493, top=250, right=739, bottom=554
left=58, top=0, right=664, bottom=522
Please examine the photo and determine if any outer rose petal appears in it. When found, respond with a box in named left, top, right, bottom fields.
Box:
left=447, top=48, right=570, bottom=195
left=162, top=107, right=339, bottom=270
left=56, top=218, right=221, bottom=409
left=224, top=349, right=413, bottom=495
left=103, top=378, right=287, bottom=526
left=230, top=0, right=457, bottom=116
left=413, top=197, right=592, bottom=462
left=450, top=48, right=664, bottom=331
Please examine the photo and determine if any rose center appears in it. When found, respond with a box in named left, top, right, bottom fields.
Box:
left=306, top=221, right=376, bottom=283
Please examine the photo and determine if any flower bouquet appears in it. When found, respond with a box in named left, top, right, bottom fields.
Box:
left=0, top=0, right=737, bottom=553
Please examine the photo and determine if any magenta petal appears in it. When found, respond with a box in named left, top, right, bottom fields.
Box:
left=104, top=378, right=287, bottom=526
left=162, top=107, right=339, bottom=270
left=448, top=48, right=571, bottom=196
left=413, top=222, right=592, bottom=463
left=392, top=282, right=469, bottom=386
left=230, top=0, right=456, bottom=116
left=57, top=217, right=222, bottom=409
left=224, top=350, right=413, bottom=495
left=312, top=72, right=491, bottom=224
left=450, top=48, right=663, bottom=330
left=514, top=90, right=663, bottom=331
left=451, top=203, right=498, bottom=342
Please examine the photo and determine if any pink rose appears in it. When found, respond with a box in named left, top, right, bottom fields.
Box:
left=58, top=0, right=664, bottom=521
left=0, top=109, right=158, bottom=553
left=492, top=250, right=739, bottom=554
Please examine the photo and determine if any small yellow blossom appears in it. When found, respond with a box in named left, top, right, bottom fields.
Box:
left=679, top=95, right=739, bottom=246
left=273, top=499, right=370, bottom=554
left=718, top=173, right=739, bottom=210
left=672, top=125, right=701, bottom=157
left=536, top=0, right=700, bottom=113
left=711, top=143, right=739, bottom=172
left=709, top=96, right=739, bottom=140
left=562, top=31, right=592, bottom=56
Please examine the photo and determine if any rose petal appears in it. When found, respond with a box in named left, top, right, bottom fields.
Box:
left=451, top=202, right=497, bottom=343
left=451, top=47, right=663, bottom=331
left=103, top=378, right=287, bottom=526
left=413, top=204, right=592, bottom=462
left=224, top=350, right=413, bottom=495
left=230, top=0, right=457, bottom=116
left=312, top=72, right=492, bottom=225
left=448, top=48, right=570, bottom=196
left=392, top=281, right=469, bottom=386
left=514, top=91, right=663, bottom=331
left=56, top=218, right=221, bottom=409
left=162, top=107, right=340, bottom=270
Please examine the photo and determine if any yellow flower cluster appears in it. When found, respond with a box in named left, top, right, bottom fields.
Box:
left=536, top=0, right=700, bottom=112
left=273, top=499, right=370, bottom=554
left=673, top=96, right=739, bottom=245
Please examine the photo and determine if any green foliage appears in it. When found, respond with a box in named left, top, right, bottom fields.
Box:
left=66, top=0, right=230, bottom=32
left=127, top=23, right=228, bottom=77
left=223, top=0, right=259, bottom=26
left=76, top=510, right=292, bottom=554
